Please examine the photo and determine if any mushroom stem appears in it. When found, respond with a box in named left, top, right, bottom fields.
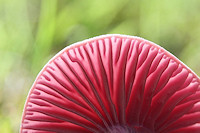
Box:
left=107, top=125, right=153, bottom=133
left=107, top=125, right=134, bottom=133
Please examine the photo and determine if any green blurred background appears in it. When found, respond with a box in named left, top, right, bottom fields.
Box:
left=0, top=0, right=200, bottom=132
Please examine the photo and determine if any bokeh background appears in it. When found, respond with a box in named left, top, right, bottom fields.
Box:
left=0, top=0, right=200, bottom=132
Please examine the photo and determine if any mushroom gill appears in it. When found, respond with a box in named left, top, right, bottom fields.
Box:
left=21, top=34, right=200, bottom=133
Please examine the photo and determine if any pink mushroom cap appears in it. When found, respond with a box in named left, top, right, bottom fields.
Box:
left=21, top=34, right=200, bottom=133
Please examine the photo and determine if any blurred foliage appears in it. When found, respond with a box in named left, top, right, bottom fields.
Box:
left=0, top=0, right=200, bottom=132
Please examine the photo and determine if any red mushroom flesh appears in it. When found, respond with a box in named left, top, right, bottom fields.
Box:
left=21, top=34, right=200, bottom=133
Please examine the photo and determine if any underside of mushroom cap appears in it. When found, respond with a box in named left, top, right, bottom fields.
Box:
left=21, top=34, right=200, bottom=133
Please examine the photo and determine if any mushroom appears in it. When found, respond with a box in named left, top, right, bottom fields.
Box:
left=21, top=34, right=200, bottom=133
